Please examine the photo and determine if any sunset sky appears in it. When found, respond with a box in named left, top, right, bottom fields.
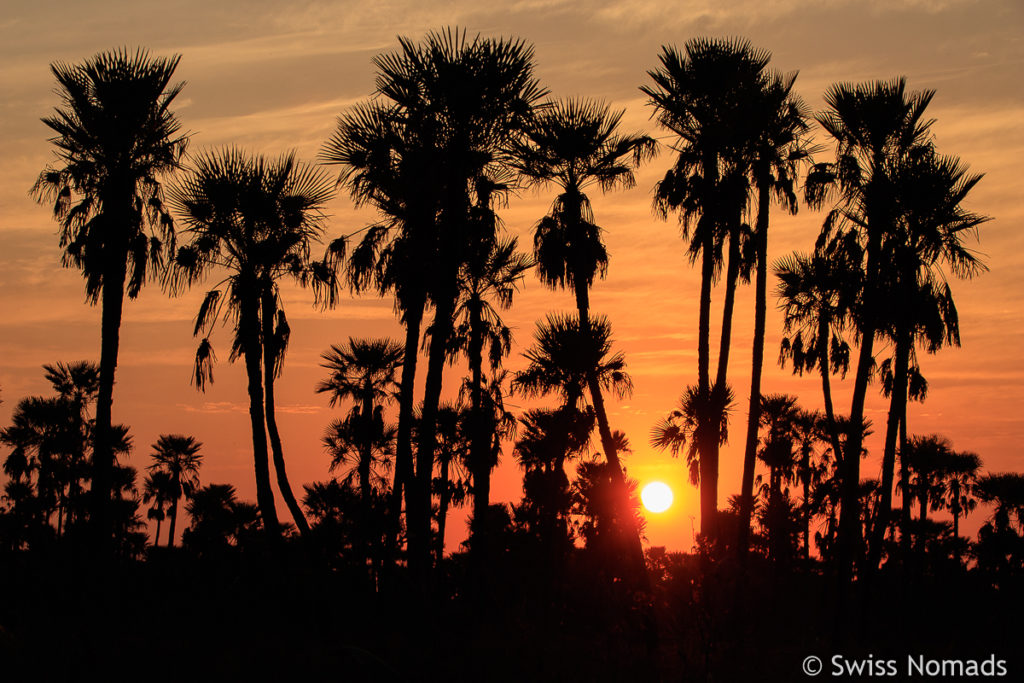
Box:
left=1, top=0, right=1021, bottom=551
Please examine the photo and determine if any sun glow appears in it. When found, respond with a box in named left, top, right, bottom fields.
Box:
left=641, top=481, right=673, bottom=513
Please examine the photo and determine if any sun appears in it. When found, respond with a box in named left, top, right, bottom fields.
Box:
left=641, top=481, right=673, bottom=513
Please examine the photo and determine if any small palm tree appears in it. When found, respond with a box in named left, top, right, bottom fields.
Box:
left=31, top=49, right=188, bottom=543
left=317, top=338, right=404, bottom=505
left=141, top=469, right=174, bottom=546
left=514, top=313, right=646, bottom=581
left=147, top=434, right=202, bottom=547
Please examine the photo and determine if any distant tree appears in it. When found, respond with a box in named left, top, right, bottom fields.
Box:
left=31, top=50, right=188, bottom=544
left=146, top=435, right=202, bottom=548
left=141, top=469, right=174, bottom=546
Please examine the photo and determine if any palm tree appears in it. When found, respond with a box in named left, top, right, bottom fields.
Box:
left=869, top=150, right=988, bottom=565
left=643, top=38, right=770, bottom=540
left=451, top=234, right=531, bottom=543
left=323, top=30, right=545, bottom=571
left=935, top=449, right=982, bottom=539
left=775, top=245, right=857, bottom=466
left=514, top=406, right=595, bottom=555
left=737, top=72, right=814, bottom=554
left=141, top=469, right=174, bottom=546
left=321, top=99, right=438, bottom=568
left=146, top=435, right=202, bottom=548
left=171, top=149, right=338, bottom=536
left=43, top=362, right=99, bottom=529
left=514, top=313, right=647, bottom=581
left=804, top=78, right=937, bottom=577
left=513, top=97, right=654, bottom=558
left=31, top=49, right=188, bottom=545
left=317, top=338, right=404, bottom=504
left=382, top=30, right=544, bottom=572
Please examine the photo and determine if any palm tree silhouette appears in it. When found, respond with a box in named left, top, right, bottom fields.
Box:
left=736, top=72, right=814, bottom=554
left=171, top=149, right=337, bottom=536
left=451, top=234, right=531, bottom=546
left=775, top=245, right=857, bottom=476
left=804, top=77, right=936, bottom=577
left=387, top=30, right=544, bottom=572
left=869, top=150, right=988, bottom=565
left=31, top=49, right=188, bottom=546
left=935, top=449, right=982, bottom=540
left=514, top=313, right=647, bottom=581
left=318, top=338, right=403, bottom=504
left=324, top=29, right=545, bottom=571
left=643, top=38, right=770, bottom=540
left=513, top=97, right=653, bottom=573
left=146, top=435, right=202, bottom=548
left=321, top=99, right=437, bottom=567
left=141, top=469, right=174, bottom=546
left=318, top=337, right=403, bottom=573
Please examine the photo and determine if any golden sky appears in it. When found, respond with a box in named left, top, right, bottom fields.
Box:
left=1, top=0, right=1022, bottom=550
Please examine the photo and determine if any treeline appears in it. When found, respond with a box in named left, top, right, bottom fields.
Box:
left=3, top=29, right=1021, bottom=597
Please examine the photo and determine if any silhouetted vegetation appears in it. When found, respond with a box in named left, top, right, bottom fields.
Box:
left=2, top=28, right=1016, bottom=681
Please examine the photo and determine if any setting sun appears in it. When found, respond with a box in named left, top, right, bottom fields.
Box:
left=641, top=481, right=674, bottom=513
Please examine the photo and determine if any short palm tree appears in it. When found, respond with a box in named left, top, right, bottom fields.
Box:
left=146, top=434, right=202, bottom=547
left=31, top=49, right=188, bottom=544
left=141, top=469, right=174, bottom=546
left=514, top=313, right=647, bottom=581
left=317, top=338, right=404, bottom=506
left=171, top=148, right=338, bottom=536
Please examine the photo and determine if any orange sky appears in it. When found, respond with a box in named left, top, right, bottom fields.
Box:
left=1, top=0, right=1022, bottom=551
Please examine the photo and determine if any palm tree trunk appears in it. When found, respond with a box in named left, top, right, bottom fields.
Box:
left=413, top=286, right=458, bottom=573
left=899, top=400, right=911, bottom=554
left=695, top=152, right=718, bottom=541
left=572, top=274, right=648, bottom=585
left=260, top=293, right=309, bottom=536
left=870, top=325, right=910, bottom=568
left=739, top=177, right=770, bottom=555
left=240, top=292, right=280, bottom=535
left=819, top=317, right=845, bottom=468
left=803, top=448, right=812, bottom=561
left=388, top=300, right=423, bottom=578
left=154, top=514, right=163, bottom=547
left=435, top=455, right=450, bottom=565
left=467, top=297, right=490, bottom=553
left=167, top=497, right=178, bottom=548
left=91, top=249, right=128, bottom=552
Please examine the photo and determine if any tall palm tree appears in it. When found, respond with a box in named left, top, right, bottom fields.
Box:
left=31, top=49, right=188, bottom=545
left=736, top=72, right=814, bottom=554
left=146, top=434, right=202, bottom=548
left=643, top=38, right=770, bottom=540
left=384, top=30, right=545, bottom=572
left=804, top=78, right=937, bottom=577
left=323, top=30, right=545, bottom=571
left=171, top=149, right=338, bottom=536
left=775, top=243, right=858, bottom=473
left=869, top=151, right=988, bottom=565
left=321, top=99, right=438, bottom=567
left=513, top=97, right=654, bottom=558
left=514, top=313, right=647, bottom=581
